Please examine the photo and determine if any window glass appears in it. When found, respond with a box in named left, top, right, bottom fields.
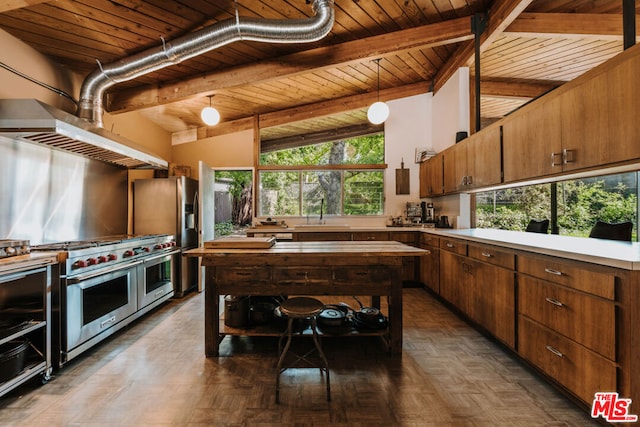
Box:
left=476, top=172, right=637, bottom=239
left=258, top=134, right=385, bottom=217
left=344, top=171, right=384, bottom=215
left=260, top=171, right=300, bottom=216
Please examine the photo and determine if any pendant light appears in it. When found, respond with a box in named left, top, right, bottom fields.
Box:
left=367, top=58, right=389, bottom=125
left=201, top=95, right=220, bottom=126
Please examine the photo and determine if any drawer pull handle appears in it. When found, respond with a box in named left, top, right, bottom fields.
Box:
left=481, top=252, right=493, bottom=258
left=545, top=345, right=564, bottom=358
left=446, top=243, right=454, bottom=248
left=544, top=268, right=562, bottom=276
left=545, top=297, right=564, bottom=307
left=236, top=272, right=252, bottom=276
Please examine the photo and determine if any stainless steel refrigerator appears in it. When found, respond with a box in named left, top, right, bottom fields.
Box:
left=133, top=176, right=198, bottom=297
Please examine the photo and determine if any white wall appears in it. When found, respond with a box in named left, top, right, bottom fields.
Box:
left=432, top=67, right=470, bottom=151
left=384, top=92, right=432, bottom=218
left=428, top=67, right=472, bottom=229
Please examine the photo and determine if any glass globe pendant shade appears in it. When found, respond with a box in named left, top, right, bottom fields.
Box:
left=367, top=101, right=389, bottom=125
left=200, top=106, right=220, bottom=126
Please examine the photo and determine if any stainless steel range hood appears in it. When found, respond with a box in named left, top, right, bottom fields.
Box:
left=0, top=99, right=168, bottom=169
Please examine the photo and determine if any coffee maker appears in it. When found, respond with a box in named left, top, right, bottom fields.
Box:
left=421, top=202, right=435, bottom=223
left=406, top=202, right=422, bottom=224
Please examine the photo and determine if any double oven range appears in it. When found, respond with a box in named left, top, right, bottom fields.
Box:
left=32, top=234, right=178, bottom=367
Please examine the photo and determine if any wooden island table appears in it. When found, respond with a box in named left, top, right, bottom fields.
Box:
left=186, top=240, right=429, bottom=357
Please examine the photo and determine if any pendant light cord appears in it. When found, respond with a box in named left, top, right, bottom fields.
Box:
left=376, top=58, right=381, bottom=101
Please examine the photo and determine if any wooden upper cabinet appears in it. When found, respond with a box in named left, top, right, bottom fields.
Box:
left=466, top=124, right=502, bottom=189
left=443, top=141, right=467, bottom=193
left=419, top=153, right=443, bottom=197
left=442, top=124, right=502, bottom=194
left=602, top=48, right=640, bottom=166
left=560, top=73, right=610, bottom=172
left=503, top=44, right=640, bottom=183
left=503, top=96, right=562, bottom=182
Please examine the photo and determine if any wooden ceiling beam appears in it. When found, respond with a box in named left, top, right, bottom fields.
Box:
left=433, top=0, right=534, bottom=93
left=178, top=81, right=429, bottom=143
left=506, top=13, right=640, bottom=40
left=261, top=123, right=383, bottom=153
left=258, top=81, right=430, bottom=129
left=0, top=1, right=49, bottom=13
left=107, top=17, right=472, bottom=113
left=480, top=79, right=560, bottom=100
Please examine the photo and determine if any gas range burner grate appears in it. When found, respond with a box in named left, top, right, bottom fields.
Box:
left=0, top=239, right=30, bottom=258
left=32, top=241, right=97, bottom=251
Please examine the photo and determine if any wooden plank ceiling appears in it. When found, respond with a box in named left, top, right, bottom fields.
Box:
left=0, top=0, right=637, bottom=149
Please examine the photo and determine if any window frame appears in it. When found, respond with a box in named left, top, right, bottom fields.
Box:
left=257, top=165, right=387, bottom=217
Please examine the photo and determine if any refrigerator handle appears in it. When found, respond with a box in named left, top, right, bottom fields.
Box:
left=193, top=191, right=199, bottom=234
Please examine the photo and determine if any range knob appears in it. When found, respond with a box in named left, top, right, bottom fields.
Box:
left=123, top=249, right=135, bottom=258
left=155, top=244, right=164, bottom=250
left=87, top=258, right=98, bottom=265
left=97, top=255, right=108, bottom=263
left=108, top=253, right=117, bottom=261
left=73, top=259, right=88, bottom=269
left=144, top=246, right=151, bottom=252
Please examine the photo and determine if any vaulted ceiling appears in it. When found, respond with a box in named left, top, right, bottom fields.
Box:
left=0, top=0, right=637, bottom=149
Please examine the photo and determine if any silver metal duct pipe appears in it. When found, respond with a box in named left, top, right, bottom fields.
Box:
left=77, top=0, right=334, bottom=126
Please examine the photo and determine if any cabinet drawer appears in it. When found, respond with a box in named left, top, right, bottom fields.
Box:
left=440, top=238, right=467, bottom=255
left=518, top=316, right=617, bottom=404
left=295, top=232, right=351, bottom=241
left=272, top=267, right=332, bottom=285
left=518, top=254, right=615, bottom=300
left=468, top=244, right=515, bottom=270
left=216, top=267, right=271, bottom=284
left=390, top=231, right=417, bottom=245
left=518, top=275, right=616, bottom=360
left=352, top=232, right=389, bottom=241
left=333, top=266, right=390, bottom=284
left=420, top=234, right=439, bottom=247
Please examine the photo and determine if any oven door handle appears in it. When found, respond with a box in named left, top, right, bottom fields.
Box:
left=66, top=260, right=143, bottom=284
left=143, top=249, right=181, bottom=264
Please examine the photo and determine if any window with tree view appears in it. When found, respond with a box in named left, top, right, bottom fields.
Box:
left=259, top=134, right=385, bottom=217
left=475, top=172, right=638, bottom=240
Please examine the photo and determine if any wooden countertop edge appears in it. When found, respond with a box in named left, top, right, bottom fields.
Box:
left=185, top=241, right=428, bottom=257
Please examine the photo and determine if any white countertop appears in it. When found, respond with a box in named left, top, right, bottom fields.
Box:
left=248, top=225, right=640, bottom=270
left=423, top=228, right=640, bottom=270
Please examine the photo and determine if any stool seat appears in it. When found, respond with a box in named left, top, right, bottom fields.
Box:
left=276, top=296, right=330, bottom=403
left=278, top=297, right=324, bottom=318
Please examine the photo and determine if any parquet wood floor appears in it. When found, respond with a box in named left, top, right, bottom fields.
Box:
left=0, top=288, right=599, bottom=426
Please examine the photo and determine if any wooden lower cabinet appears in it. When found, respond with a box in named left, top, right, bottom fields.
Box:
left=439, top=249, right=469, bottom=314
left=438, top=241, right=516, bottom=348
left=430, top=232, right=638, bottom=415
left=467, top=257, right=515, bottom=348
left=517, top=252, right=621, bottom=407
left=518, top=316, right=617, bottom=404
left=419, top=234, right=439, bottom=293
left=518, top=275, right=615, bottom=360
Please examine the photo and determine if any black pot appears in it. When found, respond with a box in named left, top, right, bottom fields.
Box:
left=249, top=302, right=276, bottom=325
left=318, top=304, right=349, bottom=327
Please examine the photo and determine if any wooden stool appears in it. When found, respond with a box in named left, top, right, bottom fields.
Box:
left=275, top=297, right=330, bottom=403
